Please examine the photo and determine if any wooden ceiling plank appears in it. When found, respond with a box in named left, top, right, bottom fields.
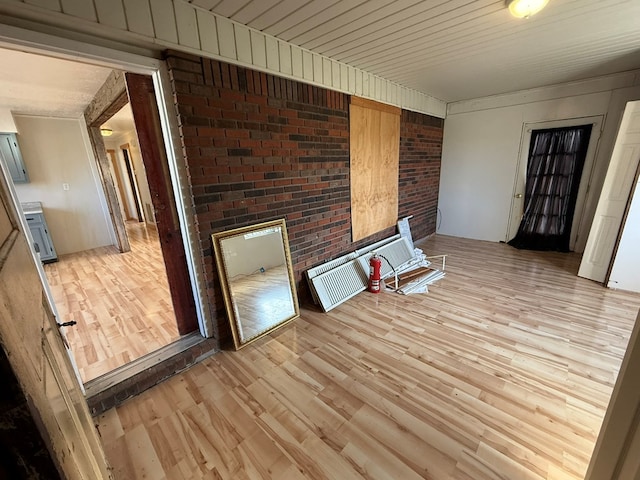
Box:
left=231, top=0, right=281, bottom=24
left=303, top=0, right=454, bottom=51
left=263, top=0, right=344, bottom=37
left=246, top=0, right=315, bottom=32
left=278, top=0, right=371, bottom=43
left=188, top=0, right=221, bottom=11
left=210, top=0, right=253, bottom=18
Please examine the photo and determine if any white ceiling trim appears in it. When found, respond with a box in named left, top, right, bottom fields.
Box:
left=180, top=1, right=447, bottom=117
left=0, top=0, right=447, bottom=118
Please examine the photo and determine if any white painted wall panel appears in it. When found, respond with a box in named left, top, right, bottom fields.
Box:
left=151, top=0, right=178, bottom=44
left=438, top=87, right=640, bottom=242
left=175, top=1, right=200, bottom=49
left=348, top=68, right=356, bottom=95
left=196, top=9, right=219, bottom=55
left=94, top=0, right=127, bottom=30
left=331, top=60, right=340, bottom=89
left=302, top=50, right=313, bottom=81
left=340, top=64, right=348, bottom=92
left=122, top=0, right=155, bottom=37
left=279, top=42, right=292, bottom=75
left=265, top=36, right=279, bottom=72
left=234, top=26, right=252, bottom=64
left=291, top=46, right=302, bottom=78
left=355, top=69, right=362, bottom=96
left=362, top=72, right=375, bottom=98
left=311, top=53, right=322, bottom=83
left=216, top=18, right=236, bottom=60
left=322, top=58, right=331, bottom=87
left=13, top=116, right=113, bottom=254
left=250, top=31, right=266, bottom=68
left=312, top=54, right=322, bottom=84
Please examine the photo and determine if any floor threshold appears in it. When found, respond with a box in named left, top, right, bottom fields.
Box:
left=85, top=332, right=218, bottom=415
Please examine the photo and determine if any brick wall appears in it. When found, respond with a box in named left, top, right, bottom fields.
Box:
left=399, top=111, right=443, bottom=240
left=165, top=51, right=443, bottom=343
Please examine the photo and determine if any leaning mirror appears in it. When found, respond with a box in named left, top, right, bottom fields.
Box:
left=212, top=219, right=299, bottom=349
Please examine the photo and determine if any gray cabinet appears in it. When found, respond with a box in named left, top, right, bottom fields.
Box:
left=23, top=204, right=57, bottom=263
left=0, top=133, right=29, bottom=184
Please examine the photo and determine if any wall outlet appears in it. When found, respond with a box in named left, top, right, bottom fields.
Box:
left=62, top=183, right=70, bottom=191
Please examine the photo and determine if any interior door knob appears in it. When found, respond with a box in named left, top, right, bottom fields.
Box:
left=515, top=193, right=523, bottom=198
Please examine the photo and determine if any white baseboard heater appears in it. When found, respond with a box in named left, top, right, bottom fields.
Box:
left=306, top=235, right=420, bottom=312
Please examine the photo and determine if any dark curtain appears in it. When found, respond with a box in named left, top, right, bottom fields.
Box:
left=508, top=125, right=592, bottom=252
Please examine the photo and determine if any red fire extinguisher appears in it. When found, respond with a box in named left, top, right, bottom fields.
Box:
left=368, top=254, right=382, bottom=294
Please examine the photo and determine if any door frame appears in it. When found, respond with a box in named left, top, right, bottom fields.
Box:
left=119, top=143, right=144, bottom=222
left=0, top=25, right=212, bottom=338
left=107, top=148, right=134, bottom=220
left=506, top=116, right=603, bottom=251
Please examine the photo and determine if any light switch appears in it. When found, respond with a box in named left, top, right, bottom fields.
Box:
left=63, top=183, right=70, bottom=191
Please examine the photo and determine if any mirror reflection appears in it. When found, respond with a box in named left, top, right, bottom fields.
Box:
left=212, top=219, right=299, bottom=349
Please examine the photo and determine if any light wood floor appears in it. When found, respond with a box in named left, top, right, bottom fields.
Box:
left=45, top=222, right=180, bottom=383
left=97, top=235, right=640, bottom=480
left=230, top=265, right=296, bottom=343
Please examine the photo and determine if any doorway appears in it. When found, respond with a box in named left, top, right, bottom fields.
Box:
left=579, top=100, right=640, bottom=287
left=507, top=116, right=603, bottom=252
left=508, top=125, right=593, bottom=252
left=0, top=46, right=204, bottom=386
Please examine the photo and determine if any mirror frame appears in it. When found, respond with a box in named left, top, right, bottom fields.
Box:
left=211, top=219, right=300, bottom=350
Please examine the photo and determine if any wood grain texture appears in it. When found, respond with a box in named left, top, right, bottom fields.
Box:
left=350, top=97, right=400, bottom=241
left=98, top=235, right=640, bottom=479
left=125, top=72, right=198, bottom=335
left=44, top=222, right=180, bottom=383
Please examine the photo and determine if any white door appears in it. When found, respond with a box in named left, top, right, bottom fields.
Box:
left=607, top=165, right=640, bottom=292
left=506, top=116, right=602, bottom=251
left=579, top=101, right=640, bottom=282
left=0, top=165, right=112, bottom=478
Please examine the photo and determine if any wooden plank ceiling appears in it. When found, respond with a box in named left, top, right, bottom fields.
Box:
left=185, top=0, right=640, bottom=102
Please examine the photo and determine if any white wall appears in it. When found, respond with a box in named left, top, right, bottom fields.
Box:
left=222, top=230, right=286, bottom=278
left=438, top=74, right=640, bottom=243
left=13, top=115, right=113, bottom=255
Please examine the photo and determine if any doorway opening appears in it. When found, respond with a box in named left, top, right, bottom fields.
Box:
left=508, top=124, right=593, bottom=252
left=506, top=116, right=603, bottom=253
left=0, top=46, right=202, bottom=385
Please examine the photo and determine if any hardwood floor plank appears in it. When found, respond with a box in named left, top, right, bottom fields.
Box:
left=98, top=235, right=640, bottom=479
left=44, top=222, right=180, bottom=382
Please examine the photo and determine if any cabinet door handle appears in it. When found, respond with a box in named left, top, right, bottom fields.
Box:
left=33, top=242, right=40, bottom=253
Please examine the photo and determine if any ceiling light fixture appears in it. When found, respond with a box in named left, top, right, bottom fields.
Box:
left=100, top=127, right=113, bottom=137
left=506, top=0, right=549, bottom=18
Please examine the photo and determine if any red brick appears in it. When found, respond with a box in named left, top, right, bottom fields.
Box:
left=167, top=53, right=442, bottom=346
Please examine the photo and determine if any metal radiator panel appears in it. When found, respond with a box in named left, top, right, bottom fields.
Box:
left=307, top=235, right=415, bottom=311
left=310, top=259, right=369, bottom=312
